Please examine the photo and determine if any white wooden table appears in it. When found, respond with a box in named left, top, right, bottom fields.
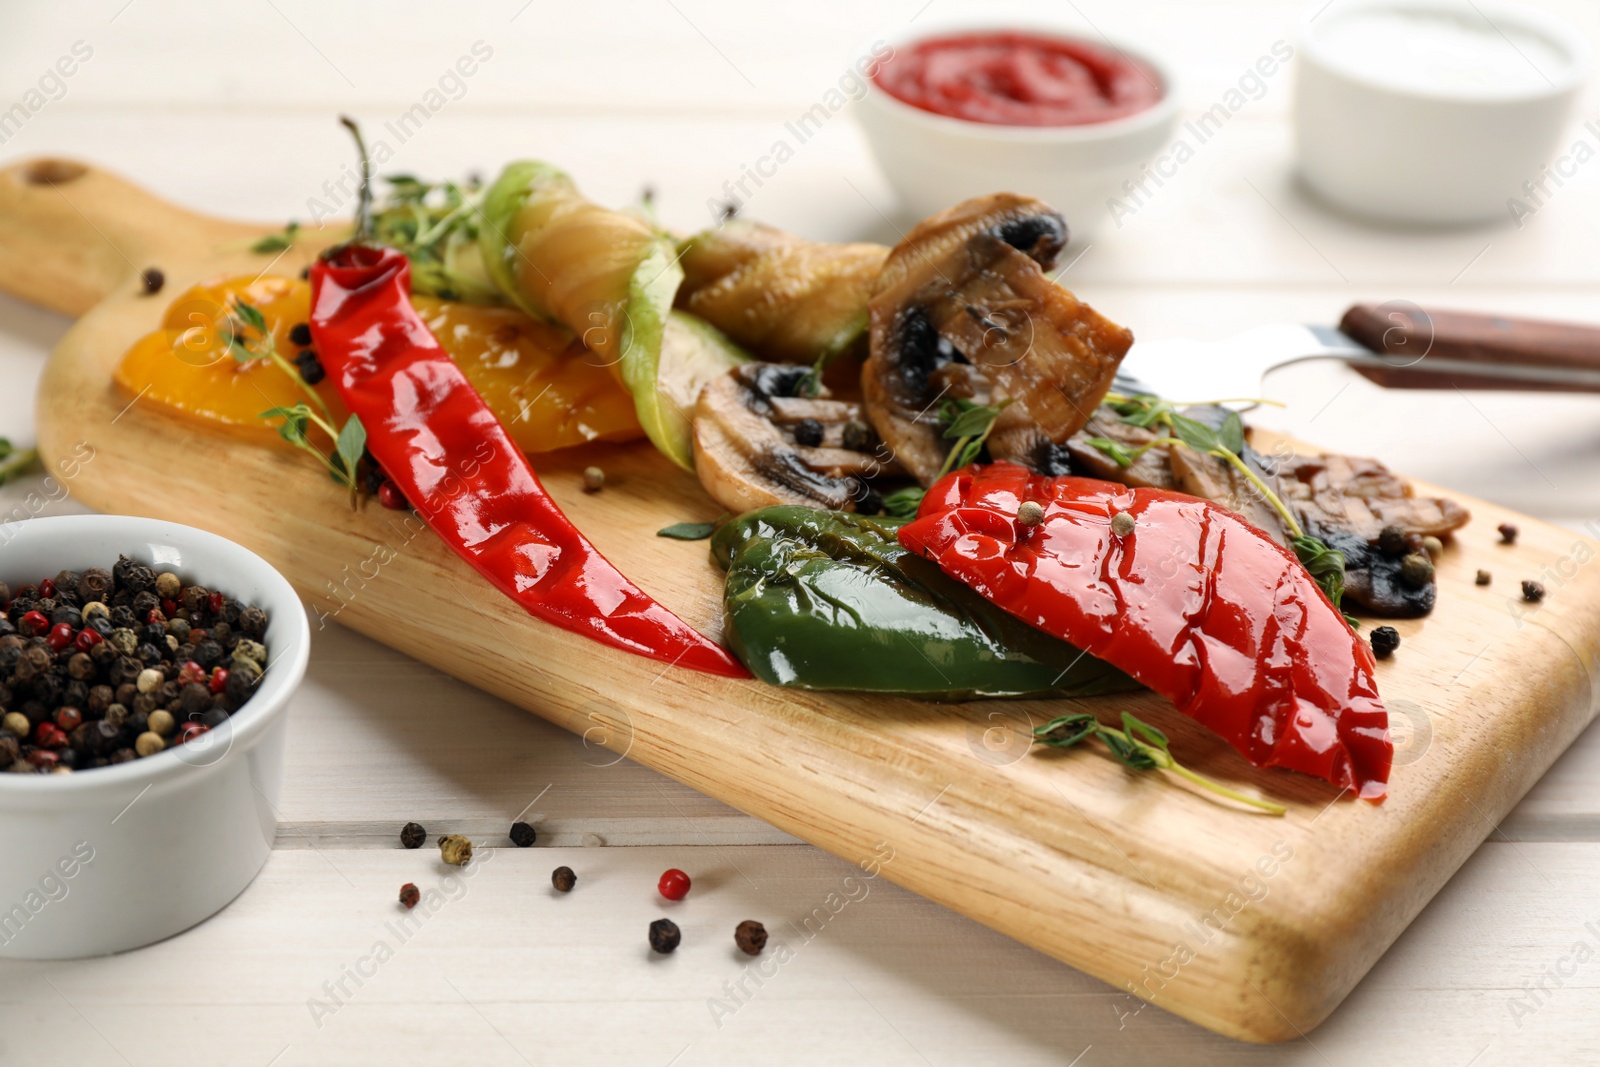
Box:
left=3, top=1, right=1600, bottom=1062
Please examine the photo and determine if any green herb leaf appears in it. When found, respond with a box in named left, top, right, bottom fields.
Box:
left=658, top=521, right=718, bottom=541
left=249, top=221, right=300, bottom=253
left=1111, top=394, right=1171, bottom=428
left=1035, top=713, right=1100, bottom=749
left=261, top=404, right=311, bottom=446
left=1168, top=413, right=1221, bottom=454
left=1291, top=533, right=1348, bottom=613
left=335, top=415, right=367, bottom=485
left=1085, top=437, right=1135, bottom=468
left=943, top=401, right=1004, bottom=440
left=1218, top=410, right=1245, bottom=455
left=0, top=446, right=40, bottom=487
left=1033, top=710, right=1284, bottom=815
left=880, top=486, right=926, bottom=520
left=1120, top=712, right=1170, bottom=757
left=232, top=300, right=269, bottom=340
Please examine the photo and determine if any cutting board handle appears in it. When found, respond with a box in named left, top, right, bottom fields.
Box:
left=1341, top=302, right=1600, bottom=392
left=0, top=157, right=258, bottom=318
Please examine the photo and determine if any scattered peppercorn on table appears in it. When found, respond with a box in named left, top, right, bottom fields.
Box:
left=3, top=1, right=1600, bottom=1063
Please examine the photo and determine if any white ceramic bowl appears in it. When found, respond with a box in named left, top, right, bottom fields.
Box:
left=1294, top=0, right=1591, bottom=224
left=0, top=516, right=308, bottom=959
left=854, top=19, right=1179, bottom=237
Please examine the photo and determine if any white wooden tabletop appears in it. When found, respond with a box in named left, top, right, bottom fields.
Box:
left=3, top=1, right=1600, bottom=1063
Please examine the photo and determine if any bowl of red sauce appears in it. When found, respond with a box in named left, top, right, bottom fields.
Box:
left=856, top=22, right=1177, bottom=232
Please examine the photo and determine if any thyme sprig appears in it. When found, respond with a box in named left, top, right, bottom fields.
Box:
left=1035, top=711, right=1286, bottom=816
left=937, top=397, right=1011, bottom=479
left=225, top=298, right=367, bottom=508
left=1088, top=393, right=1353, bottom=624
left=880, top=485, right=926, bottom=519
left=371, top=172, right=500, bottom=303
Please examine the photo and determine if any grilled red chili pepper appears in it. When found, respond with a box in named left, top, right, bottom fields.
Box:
left=309, top=244, right=746, bottom=678
left=899, top=462, right=1392, bottom=801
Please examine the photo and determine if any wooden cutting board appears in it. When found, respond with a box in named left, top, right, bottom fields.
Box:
left=6, top=156, right=1598, bottom=1044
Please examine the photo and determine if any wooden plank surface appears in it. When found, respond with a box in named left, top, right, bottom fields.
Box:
left=2, top=0, right=1600, bottom=1060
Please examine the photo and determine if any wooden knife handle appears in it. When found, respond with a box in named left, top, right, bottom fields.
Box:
left=1341, top=302, right=1600, bottom=392
left=0, top=157, right=262, bottom=318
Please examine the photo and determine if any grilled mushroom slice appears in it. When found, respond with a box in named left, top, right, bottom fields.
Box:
left=1279, top=452, right=1471, bottom=542
left=693, top=363, right=901, bottom=515
left=863, top=194, right=1133, bottom=485
left=678, top=220, right=889, bottom=364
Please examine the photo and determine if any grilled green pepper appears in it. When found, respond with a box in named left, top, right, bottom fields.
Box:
left=711, top=506, right=1137, bottom=700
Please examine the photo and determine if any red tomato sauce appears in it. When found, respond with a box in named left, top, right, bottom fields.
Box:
left=874, top=31, right=1164, bottom=127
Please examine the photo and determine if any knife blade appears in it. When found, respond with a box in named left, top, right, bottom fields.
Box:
left=1116, top=306, right=1600, bottom=404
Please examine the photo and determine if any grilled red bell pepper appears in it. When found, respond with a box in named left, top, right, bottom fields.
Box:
left=309, top=244, right=746, bottom=678
left=898, top=462, right=1392, bottom=801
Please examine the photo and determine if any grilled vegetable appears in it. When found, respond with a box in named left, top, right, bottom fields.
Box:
left=694, top=363, right=901, bottom=514
left=478, top=162, right=697, bottom=465
left=863, top=194, right=1133, bottom=485
left=899, top=462, right=1393, bottom=800
left=677, top=220, right=888, bottom=363
left=712, top=506, right=1135, bottom=699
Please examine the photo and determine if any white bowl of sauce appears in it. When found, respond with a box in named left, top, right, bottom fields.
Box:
left=1294, top=0, right=1591, bottom=224
left=855, top=20, right=1178, bottom=236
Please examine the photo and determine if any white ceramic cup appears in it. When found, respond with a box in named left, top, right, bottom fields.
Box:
left=1294, top=0, right=1591, bottom=224
left=853, top=19, right=1179, bottom=236
left=0, top=516, right=308, bottom=959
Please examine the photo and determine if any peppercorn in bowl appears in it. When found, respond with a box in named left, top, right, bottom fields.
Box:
left=0, top=515, right=309, bottom=958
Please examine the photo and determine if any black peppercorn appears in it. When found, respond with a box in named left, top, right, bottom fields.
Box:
left=1522, top=580, right=1546, bottom=603
left=1370, top=626, right=1401, bottom=659
left=296, top=351, right=326, bottom=386
left=238, top=606, right=268, bottom=639
left=0, top=732, right=19, bottom=767
left=224, top=660, right=260, bottom=704
left=120, top=560, right=156, bottom=595
left=649, top=918, right=681, bottom=954
left=1498, top=523, right=1519, bottom=545
left=734, top=920, right=768, bottom=956
left=551, top=866, right=576, bottom=893
left=13, top=646, right=49, bottom=683
left=509, top=821, right=537, bottom=847
left=853, top=484, right=883, bottom=516
left=198, top=707, right=229, bottom=729
left=76, top=568, right=111, bottom=603
left=289, top=323, right=313, bottom=347
left=178, top=683, right=213, bottom=718
left=842, top=419, right=878, bottom=453
left=193, top=639, right=223, bottom=670
left=792, top=418, right=825, bottom=447
left=140, top=267, right=164, bottom=294
left=400, top=822, right=426, bottom=849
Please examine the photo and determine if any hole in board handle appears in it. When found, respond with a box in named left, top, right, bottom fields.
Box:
left=23, top=159, right=87, bottom=186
